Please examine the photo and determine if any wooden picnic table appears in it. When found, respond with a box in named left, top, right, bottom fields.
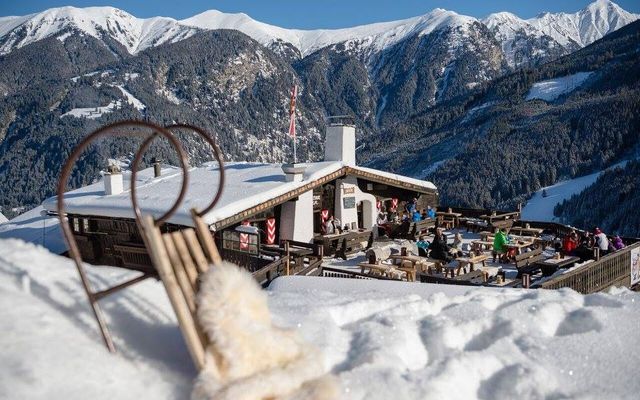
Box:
left=534, top=255, right=580, bottom=276
left=506, top=240, right=536, bottom=256
left=388, top=254, right=434, bottom=281
left=472, top=240, right=494, bottom=251
left=436, top=211, right=463, bottom=228
left=510, top=226, right=544, bottom=236
left=453, top=254, right=490, bottom=277
left=358, top=262, right=404, bottom=279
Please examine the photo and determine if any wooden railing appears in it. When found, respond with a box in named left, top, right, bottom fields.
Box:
left=320, top=267, right=400, bottom=281
left=540, top=242, right=639, bottom=293
left=252, top=256, right=290, bottom=287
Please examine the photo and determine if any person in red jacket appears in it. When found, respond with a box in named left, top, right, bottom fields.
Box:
left=563, top=230, right=578, bottom=255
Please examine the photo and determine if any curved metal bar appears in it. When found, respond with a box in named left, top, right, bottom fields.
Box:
left=56, top=120, right=189, bottom=352
left=129, top=132, right=190, bottom=227
left=165, top=124, right=225, bottom=217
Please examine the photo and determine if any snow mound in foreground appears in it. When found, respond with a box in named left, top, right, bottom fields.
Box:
left=0, top=238, right=638, bottom=399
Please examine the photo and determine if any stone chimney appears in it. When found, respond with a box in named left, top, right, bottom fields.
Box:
left=282, top=163, right=306, bottom=182
left=104, top=164, right=123, bottom=196
left=152, top=157, right=162, bottom=178
left=324, top=116, right=356, bottom=165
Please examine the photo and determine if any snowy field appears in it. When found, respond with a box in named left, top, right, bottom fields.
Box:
left=525, top=72, right=593, bottom=102
left=522, top=160, right=632, bottom=222
left=1, top=238, right=639, bottom=399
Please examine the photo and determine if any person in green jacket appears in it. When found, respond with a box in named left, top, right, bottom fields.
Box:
left=492, top=228, right=508, bottom=262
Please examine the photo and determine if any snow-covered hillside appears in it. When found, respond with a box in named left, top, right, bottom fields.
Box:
left=525, top=71, right=594, bottom=101
left=522, top=159, right=632, bottom=222
left=0, top=1, right=637, bottom=59
left=1, top=238, right=639, bottom=399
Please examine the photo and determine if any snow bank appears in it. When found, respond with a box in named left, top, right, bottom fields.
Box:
left=1, top=239, right=638, bottom=399
left=525, top=72, right=593, bottom=102
left=269, top=276, right=640, bottom=400
left=0, top=206, right=65, bottom=254
left=0, top=239, right=194, bottom=399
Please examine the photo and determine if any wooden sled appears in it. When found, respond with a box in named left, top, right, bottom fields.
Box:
left=57, top=121, right=225, bottom=369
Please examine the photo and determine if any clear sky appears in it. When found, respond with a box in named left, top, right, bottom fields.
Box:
left=2, top=1, right=639, bottom=28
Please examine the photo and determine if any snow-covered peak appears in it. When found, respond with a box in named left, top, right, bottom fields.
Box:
left=0, top=6, right=198, bottom=55
left=181, top=8, right=475, bottom=57
left=0, top=1, right=637, bottom=58
left=528, top=0, right=638, bottom=47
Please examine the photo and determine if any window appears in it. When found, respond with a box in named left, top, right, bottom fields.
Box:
left=82, top=218, right=89, bottom=233
left=222, top=230, right=259, bottom=255
left=72, top=218, right=80, bottom=233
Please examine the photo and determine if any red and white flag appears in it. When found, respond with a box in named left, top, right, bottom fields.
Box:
left=288, top=85, right=297, bottom=138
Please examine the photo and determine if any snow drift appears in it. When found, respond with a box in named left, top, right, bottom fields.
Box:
left=1, top=238, right=639, bottom=399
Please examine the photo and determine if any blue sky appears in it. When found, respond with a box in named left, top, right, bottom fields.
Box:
left=2, top=1, right=639, bottom=28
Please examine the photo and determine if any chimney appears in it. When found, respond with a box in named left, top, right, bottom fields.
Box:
left=282, top=163, right=306, bottom=182
left=324, top=116, right=356, bottom=165
left=152, top=157, right=162, bottom=178
left=104, top=164, right=123, bottom=196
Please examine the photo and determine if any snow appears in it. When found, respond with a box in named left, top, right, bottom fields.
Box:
left=42, top=162, right=344, bottom=228
left=0, top=212, right=7, bottom=224
left=1, top=2, right=637, bottom=58
left=115, top=85, right=146, bottom=111
left=41, top=162, right=436, bottom=229
left=56, top=31, right=73, bottom=42
left=522, top=159, right=631, bottom=222
left=0, top=206, right=65, bottom=254
left=525, top=72, right=593, bottom=102
left=0, top=239, right=194, bottom=399
left=60, top=100, right=121, bottom=119
left=350, top=165, right=437, bottom=190
left=2, top=238, right=639, bottom=399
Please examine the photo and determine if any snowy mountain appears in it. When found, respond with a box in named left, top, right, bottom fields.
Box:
left=0, top=1, right=637, bottom=65
left=484, top=0, right=638, bottom=66
left=0, top=6, right=198, bottom=55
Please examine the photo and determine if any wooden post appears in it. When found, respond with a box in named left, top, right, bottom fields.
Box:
left=284, top=240, right=290, bottom=276
left=522, top=273, right=530, bottom=288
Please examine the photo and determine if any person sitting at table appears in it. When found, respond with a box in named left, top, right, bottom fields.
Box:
left=324, top=215, right=341, bottom=235
left=427, top=206, right=436, bottom=219
left=573, top=240, right=594, bottom=262
left=562, top=230, right=578, bottom=255
left=377, top=212, right=389, bottom=236
left=452, top=231, right=463, bottom=249
left=429, top=231, right=452, bottom=262
left=492, top=228, right=508, bottom=263
left=421, top=209, right=428, bottom=219
left=612, top=235, right=626, bottom=250
left=405, top=198, right=417, bottom=215
left=412, top=209, right=422, bottom=222
left=416, top=236, right=430, bottom=257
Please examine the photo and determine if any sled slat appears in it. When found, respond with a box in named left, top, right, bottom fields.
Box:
left=141, top=216, right=205, bottom=370
left=183, top=228, right=210, bottom=278
left=163, top=234, right=197, bottom=314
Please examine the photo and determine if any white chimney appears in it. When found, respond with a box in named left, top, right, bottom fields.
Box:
left=282, top=164, right=306, bottom=182
left=324, top=116, right=356, bottom=165
left=104, top=165, right=123, bottom=195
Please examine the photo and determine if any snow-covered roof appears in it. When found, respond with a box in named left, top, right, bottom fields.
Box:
left=42, top=161, right=436, bottom=229
left=349, top=165, right=437, bottom=191
left=0, top=212, right=8, bottom=224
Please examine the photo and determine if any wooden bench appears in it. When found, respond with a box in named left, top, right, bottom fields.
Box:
left=418, top=269, right=485, bottom=285
left=456, top=254, right=489, bottom=272
left=325, top=230, right=372, bottom=259
left=358, top=262, right=404, bottom=280
left=514, top=247, right=546, bottom=277
left=410, top=219, right=436, bottom=240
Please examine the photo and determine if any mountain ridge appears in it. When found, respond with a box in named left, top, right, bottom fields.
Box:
left=0, top=1, right=637, bottom=66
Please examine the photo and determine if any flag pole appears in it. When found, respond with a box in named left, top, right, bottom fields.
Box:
left=288, top=84, right=298, bottom=164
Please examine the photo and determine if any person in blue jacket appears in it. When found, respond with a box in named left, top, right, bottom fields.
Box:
left=427, top=206, right=436, bottom=219
left=412, top=210, right=422, bottom=222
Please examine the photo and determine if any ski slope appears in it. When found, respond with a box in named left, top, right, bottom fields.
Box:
left=522, top=160, right=632, bottom=222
